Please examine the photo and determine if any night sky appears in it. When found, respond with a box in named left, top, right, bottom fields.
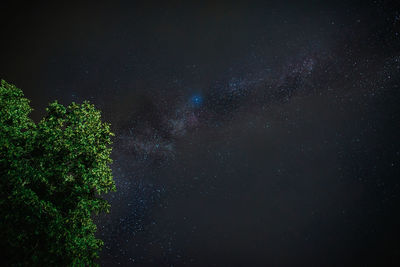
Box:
left=1, top=1, right=400, bottom=266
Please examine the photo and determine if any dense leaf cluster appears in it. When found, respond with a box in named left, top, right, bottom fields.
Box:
left=0, top=80, right=115, bottom=266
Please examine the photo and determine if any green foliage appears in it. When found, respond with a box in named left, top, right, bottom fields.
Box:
left=0, top=80, right=115, bottom=266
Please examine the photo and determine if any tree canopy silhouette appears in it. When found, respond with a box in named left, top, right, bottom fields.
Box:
left=0, top=80, right=115, bottom=266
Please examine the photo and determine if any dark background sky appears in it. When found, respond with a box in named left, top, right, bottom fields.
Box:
left=1, top=1, right=400, bottom=266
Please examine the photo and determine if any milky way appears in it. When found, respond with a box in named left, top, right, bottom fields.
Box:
left=114, top=52, right=321, bottom=163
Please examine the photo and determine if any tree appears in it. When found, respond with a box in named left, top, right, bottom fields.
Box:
left=0, top=80, right=115, bottom=266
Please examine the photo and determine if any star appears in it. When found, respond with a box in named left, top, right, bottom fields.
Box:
left=190, top=94, right=203, bottom=107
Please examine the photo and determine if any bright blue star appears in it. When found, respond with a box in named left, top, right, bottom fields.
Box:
left=190, top=94, right=203, bottom=106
